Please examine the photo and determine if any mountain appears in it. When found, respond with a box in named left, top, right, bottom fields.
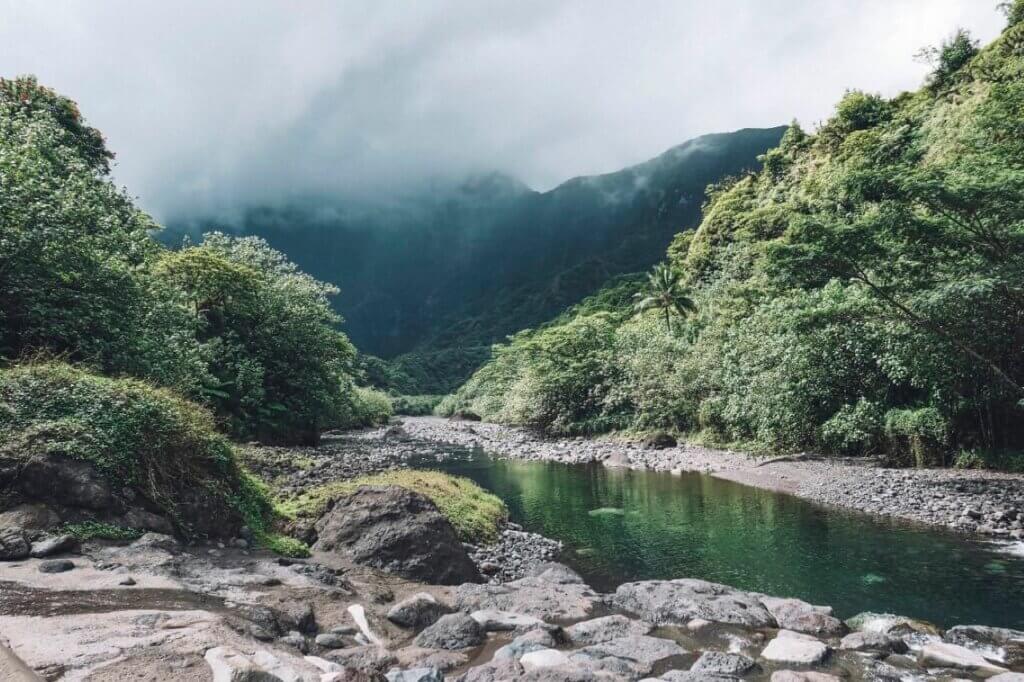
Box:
left=167, top=126, right=785, bottom=389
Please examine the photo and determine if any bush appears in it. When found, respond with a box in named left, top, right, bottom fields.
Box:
left=0, top=363, right=274, bottom=540
left=884, top=408, right=950, bottom=467
left=340, top=386, right=393, bottom=428
left=954, top=448, right=1024, bottom=473
left=820, top=399, right=883, bottom=456
left=391, top=394, right=444, bottom=416
left=277, top=469, right=507, bottom=544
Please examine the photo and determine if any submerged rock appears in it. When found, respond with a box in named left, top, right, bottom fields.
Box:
left=313, top=486, right=481, bottom=585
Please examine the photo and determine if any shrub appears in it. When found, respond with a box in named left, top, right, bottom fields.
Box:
left=276, top=469, right=507, bottom=544
left=391, top=394, right=444, bottom=416
left=820, top=399, right=883, bottom=456
left=342, top=386, right=394, bottom=427
left=884, top=408, right=950, bottom=467
left=0, top=362, right=275, bottom=540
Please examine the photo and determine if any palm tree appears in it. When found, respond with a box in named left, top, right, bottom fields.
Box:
left=633, top=263, right=697, bottom=332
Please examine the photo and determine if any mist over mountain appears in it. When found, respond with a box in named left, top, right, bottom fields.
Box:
left=166, top=126, right=784, bottom=386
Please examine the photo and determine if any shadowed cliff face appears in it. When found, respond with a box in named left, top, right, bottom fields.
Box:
left=166, top=126, right=784, bottom=362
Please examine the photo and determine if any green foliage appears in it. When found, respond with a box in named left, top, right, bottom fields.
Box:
left=954, top=448, right=1024, bottom=473
left=342, top=386, right=394, bottom=427
left=59, top=521, right=142, bottom=541
left=917, top=29, right=980, bottom=91
left=391, top=394, right=444, bottom=416
left=633, top=264, right=697, bottom=332
left=276, top=469, right=507, bottom=544
left=448, top=21, right=1024, bottom=469
left=0, top=363, right=270, bottom=539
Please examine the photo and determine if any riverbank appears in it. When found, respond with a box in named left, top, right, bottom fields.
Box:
left=400, top=417, right=1024, bottom=545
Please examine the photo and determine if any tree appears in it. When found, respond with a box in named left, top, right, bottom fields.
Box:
left=633, top=264, right=697, bottom=332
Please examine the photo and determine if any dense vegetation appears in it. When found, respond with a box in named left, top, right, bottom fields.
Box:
left=168, top=129, right=784, bottom=393
left=0, top=76, right=387, bottom=446
left=443, top=11, right=1024, bottom=470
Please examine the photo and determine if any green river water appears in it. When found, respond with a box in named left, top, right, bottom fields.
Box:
left=417, top=449, right=1024, bottom=630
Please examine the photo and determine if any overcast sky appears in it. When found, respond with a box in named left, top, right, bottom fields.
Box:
left=1, top=1, right=1008, bottom=219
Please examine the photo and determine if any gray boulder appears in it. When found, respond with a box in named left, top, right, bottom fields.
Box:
left=0, top=504, right=61, bottom=533
left=613, top=579, right=776, bottom=628
left=690, top=651, right=756, bottom=676
left=450, top=576, right=599, bottom=621
left=313, top=486, right=481, bottom=585
left=471, top=609, right=544, bottom=632
left=918, top=641, right=1009, bottom=677
left=839, top=631, right=908, bottom=655
left=945, top=625, right=1024, bottom=667
left=565, top=615, right=652, bottom=645
left=494, top=628, right=558, bottom=661
left=387, top=668, right=444, bottom=682
left=414, top=613, right=485, bottom=650
left=570, top=635, right=686, bottom=678
left=759, top=597, right=846, bottom=636
left=38, top=559, right=74, bottom=573
left=29, top=534, right=79, bottom=558
left=0, top=528, right=30, bottom=560
left=760, top=630, right=830, bottom=665
left=526, top=562, right=586, bottom=585
left=387, top=593, right=452, bottom=629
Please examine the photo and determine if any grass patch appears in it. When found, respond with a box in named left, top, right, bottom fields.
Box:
left=277, top=469, right=507, bottom=544
left=59, top=521, right=143, bottom=541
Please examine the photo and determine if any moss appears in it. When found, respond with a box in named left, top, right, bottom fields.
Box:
left=277, top=469, right=507, bottom=544
left=59, top=521, right=143, bottom=541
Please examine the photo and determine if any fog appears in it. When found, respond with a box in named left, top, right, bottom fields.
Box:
left=1, top=0, right=1007, bottom=219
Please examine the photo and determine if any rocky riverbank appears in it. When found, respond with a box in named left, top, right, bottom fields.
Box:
left=400, top=417, right=1024, bottom=545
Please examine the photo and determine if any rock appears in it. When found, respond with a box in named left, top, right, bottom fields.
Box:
left=570, top=635, right=687, bottom=678
left=451, top=411, right=481, bottom=422
left=643, top=432, right=677, bottom=449
left=387, top=668, right=444, bottom=682
left=0, top=528, right=30, bottom=560
left=845, top=611, right=941, bottom=637
left=0, top=503, right=61, bottom=533
left=945, top=625, right=1024, bottom=667
left=388, top=593, right=452, bottom=629
left=494, top=629, right=558, bottom=661
left=521, top=649, right=571, bottom=670
left=839, top=631, right=907, bottom=655
left=262, top=598, right=318, bottom=635
left=769, top=673, right=842, bottom=682
left=470, top=609, right=544, bottom=632
left=279, top=631, right=309, bottom=653
left=323, top=646, right=396, bottom=676
left=315, top=633, right=350, bottom=649
left=760, top=630, right=830, bottom=665
left=657, top=673, right=736, bottom=682
left=313, top=486, right=481, bottom=585
left=759, top=597, right=846, bottom=636
left=118, top=576, right=137, bottom=586
left=204, top=645, right=320, bottom=682
left=450, top=576, right=599, bottom=621
left=29, top=534, right=79, bottom=558
left=990, top=674, right=1024, bottom=682
left=690, top=651, right=756, bottom=676
left=131, top=532, right=180, bottom=552
left=414, top=613, right=485, bottom=650
left=15, top=454, right=113, bottom=510
left=613, top=579, right=776, bottom=628
left=565, top=615, right=652, bottom=645
left=38, top=559, right=74, bottom=573
left=456, top=660, right=524, bottom=681
left=393, top=647, right=468, bottom=673
left=526, top=562, right=586, bottom=584
left=919, top=641, right=1009, bottom=676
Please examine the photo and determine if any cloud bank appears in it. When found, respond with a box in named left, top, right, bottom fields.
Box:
left=1, top=0, right=1007, bottom=219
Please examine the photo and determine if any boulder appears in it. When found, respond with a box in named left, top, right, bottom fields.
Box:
left=450, top=576, right=599, bottom=621
left=690, top=651, right=756, bottom=676
left=759, top=597, right=846, bottom=636
left=29, top=534, right=78, bottom=558
left=414, top=613, right=485, bottom=650
left=15, top=455, right=112, bottom=510
left=613, top=579, right=777, bottom=628
left=388, top=593, right=452, bottom=629
left=204, top=645, right=321, bottom=682
left=770, top=673, right=842, bottom=682
left=521, top=649, right=571, bottom=670
left=643, top=432, right=677, bottom=449
left=470, top=609, right=544, bottom=632
left=323, top=645, right=397, bottom=676
left=131, top=532, right=180, bottom=552
left=38, top=559, right=74, bottom=573
left=392, top=647, right=468, bottom=673
left=315, top=633, right=350, bottom=650
left=990, top=674, right=1024, bottom=682
left=494, top=629, right=558, bottom=661
left=918, top=641, right=1009, bottom=677
left=570, top=635, right=686, bottom=678
left=525, top=562, right=586, bottom=585
left=839, top=631, right=907, bottom=655
left=386, top=669, right=444, bottom=682
left=657, top=673, right=736, bottom=682
left=0, top=504, right=61, bottom=534
left=760, top=630, right=830, bottom=665
left=0, top=528, right=30, bottom=560
left=845, top=612, right=941, bottom=637
left=945, top=625, right=1024, bottom=667
left=565, top=615, right=652, bottom=645
left=313, top=486, right=481, bottom=585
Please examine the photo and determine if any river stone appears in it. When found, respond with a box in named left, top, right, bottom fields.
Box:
left=450, top=576, right=599, bottom=621
left=38, top=558, right=74, bottom=573
left=0, top=528, right=30, bottom=560
left=770, top=673, right=842, bottom=682
left=314, top=633, right=350, bottom=649
left=0, top=503, right=61, bottom=533
left=456, top=660, right=524, bottom=681
left=845, top=612, right=941, bottom=637
left=414, top=613, right=485, bottom=650
left=839, top=631, right=908, bottom=655
left=323, top=645, right=397, bottom=675
left=565, top=615, right=652, bottom=645
left=759, top=597, right=846, bottom=636
left=387, top=668, right=444, bottom=682
left=690, top=651, right=756, bottom=676
left=526, top=562, right=586, bottom=584
left=760, top=630, right=830, bottom=665
left=521, top=649, right=571, bottom=670
left=388, top=593, right=451, bottom=628
left=29, top=534, right=78, bottom=558
left=313, top=486, right=481, bottom=585
left=613, top=579, right=777, bottom=628
left=471, top=609, right=544, bottom=632
left=494, top=628, right=558, bottom=661
left=918, top=641, right=1009, bottom=676
left=570, top=635, right=687, bottom=678
left=393, top=646, right=469, bottom=673
left=945, top=625, right=1024, bottom=666
left=204, top=645, right=321, bottom=682
left=990, top=674, right=1024, bottom=681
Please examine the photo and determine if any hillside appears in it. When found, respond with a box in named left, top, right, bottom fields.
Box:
left=442, top=15, right=1024, bottom=469
left=167, top=127, right=784, bottom=389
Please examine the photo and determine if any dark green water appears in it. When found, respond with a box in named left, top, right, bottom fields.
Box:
left=417, top=450, right=1024, bottom=630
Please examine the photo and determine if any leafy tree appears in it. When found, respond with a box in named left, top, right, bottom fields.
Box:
left=633, top=263, right=697, bottom=332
